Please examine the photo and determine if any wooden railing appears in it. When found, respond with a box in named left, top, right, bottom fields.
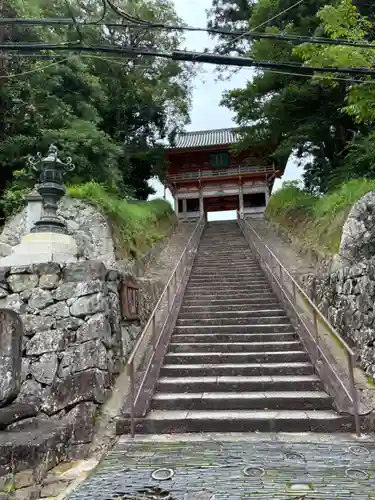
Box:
left=237, top=213, right=361, bottom=436
left=168, top=164, right=276, bottom=182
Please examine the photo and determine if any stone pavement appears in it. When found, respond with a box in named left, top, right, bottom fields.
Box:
left=67, top=433, right=375, bottom=499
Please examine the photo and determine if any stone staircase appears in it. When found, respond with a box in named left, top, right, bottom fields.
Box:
left=129, top=221, right=353, bottom=434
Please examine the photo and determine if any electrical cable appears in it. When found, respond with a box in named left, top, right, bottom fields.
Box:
left=94, top=0, right=107, bottom=25
left=7, top=51, right=373, bottom=84
left=64, top=0, right=83, bottom=44
left=251, top=0, right=305, bottom=32
left=0, top=56, right=72, bottom=79
left=172, top=49, right=375, bottom=77
left=1, top=43, right=375, bottom=77
left=1, top=17, right=375, bottom=51
left=193, top=0, right=305, bottom=61
left=106, top=0, right=150, bottom=26
left=257, top=68, right=375, bottom=84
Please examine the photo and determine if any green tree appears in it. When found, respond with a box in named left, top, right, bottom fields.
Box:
left=207, top=0, right=374, bottom=193
left=295, top=0, right=375, bottom=187
left=0, top=0, right=192, bottom=218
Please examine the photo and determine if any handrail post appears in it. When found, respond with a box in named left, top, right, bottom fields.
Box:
left=167, top=282, right=171, bottom=311
left=128, top=361, right=135, bottom=438
left=152, top=314, right=157, bottom=347
left=311, top=279, right=320, bottom=362
left=279, top=262, right=283, bottom=286
left=347, top=353, right=361, bottom=437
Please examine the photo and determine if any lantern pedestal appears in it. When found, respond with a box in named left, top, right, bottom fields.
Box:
left=0, top=232, right=77, bottom=266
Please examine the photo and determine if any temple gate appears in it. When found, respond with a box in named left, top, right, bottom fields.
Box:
left=165, top=127, right=286, bottom=220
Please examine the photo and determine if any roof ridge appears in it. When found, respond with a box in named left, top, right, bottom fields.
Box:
left=178, top=127, right=240, bottom=136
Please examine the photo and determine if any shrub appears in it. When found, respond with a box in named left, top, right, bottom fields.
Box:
left=68, top=182, right=175, bottom=258
left=266, top=178, right=375, bottom=254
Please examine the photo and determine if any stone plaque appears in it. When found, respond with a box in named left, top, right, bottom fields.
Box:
left=0, top=308, right=23, bottom=406
left=120, top=278, right=139, bottom=321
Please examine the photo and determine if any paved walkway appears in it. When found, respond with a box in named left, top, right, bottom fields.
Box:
left=68, top=433, right=375, bottom=499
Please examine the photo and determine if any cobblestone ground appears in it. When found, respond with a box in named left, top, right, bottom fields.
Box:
left=68, top=433, right=375, bottom=499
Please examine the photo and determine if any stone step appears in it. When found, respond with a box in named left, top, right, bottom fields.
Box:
left=190, top=271, right=264, bottom=277
left=174, top=324, right=293, bottom=335
left=182, top=295, right=273, bottom=302
left=198, top=249, right=250, bottom=252
left=193, top=260, right=257, bottom=264
left=151, top=390, right=332, bottom=411
left=188, top=278, right=269, bottom=286
left=156, top=374, right=323, bottom=393
left=186, top=281, right=270, bottom=289
left=192, top=268, right=260, bottom=273
left=165, top=350, right=309, bottom=364
left=176, top=316, right=290, bottom=327
left=170, top=332, right=296, bottom=344
left=178, top=308, right=285, bottom=318
left=160, top=361, right=313, bottom=378
left=189, top=273, right=265, bottom=279
left=182, top=295, right=276, bottom=303
left=194, top=257, right=255, bottom=262
left=198, top=247, right=250, bottom=251
left=169, top=341, right=302, bottom=353
left=123, top=410, right=352, bottom=434
left=181, top=298, right=280, bottom=307
left=179, top=299, right=284, bottom=310
left=184, top=287, right=272, bottom=295
left=193, top=263, right=258, bottom=269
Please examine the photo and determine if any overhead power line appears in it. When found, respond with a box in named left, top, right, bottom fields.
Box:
left=2, top=53, right=373, bottom=85
left=1, top=17, right=375, bottom=50
left=1, top=43, right=375, bottom=77
left=226, top=0, right=305, bottom=52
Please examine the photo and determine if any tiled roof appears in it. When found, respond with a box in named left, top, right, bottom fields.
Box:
left=169, top=128, right=240, bottom=149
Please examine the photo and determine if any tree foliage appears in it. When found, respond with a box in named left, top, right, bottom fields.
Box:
left=0, top=0, right=192, bottom=219
left=208, top=0, right=375, bottom=193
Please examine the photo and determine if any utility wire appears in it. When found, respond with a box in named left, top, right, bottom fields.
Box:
left=64, top=0, right=83, bottom=44
left=4, top=52, right=374, bottom=85
left=225, top=0, right=305, bottom=52
left=1, top=43, right=375, bottom=77
left=2, top=17, right=375, bottom=50
left=106, top=0, right=151, bottom=26
left=0, top=56, right=72, bottom=79
left=259, top=68, right=375, bottom=84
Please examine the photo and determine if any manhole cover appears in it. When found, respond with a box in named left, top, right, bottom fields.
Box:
left=345, top=469, right=369, bottom=480
left=151, top=469, right=175, bottom=481
left=243, top=466, right=265, bottom=478
left=349, top=445, right=370, bottom=456
left=285, top=452, right=305, bottom=461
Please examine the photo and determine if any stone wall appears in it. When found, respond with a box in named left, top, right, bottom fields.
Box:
left=0, top=260, right=128, bottom=498
left=0, top=197, right=116, bottom=268
left=300, top=191, right=375, bottom=381
left=312, top=259, right=375, bottom=380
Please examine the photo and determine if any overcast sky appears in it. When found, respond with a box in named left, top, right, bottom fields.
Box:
left=149, top=0, right=301, bottom=217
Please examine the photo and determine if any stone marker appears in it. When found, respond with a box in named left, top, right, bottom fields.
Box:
left=0, top=308, right=23, bottom=406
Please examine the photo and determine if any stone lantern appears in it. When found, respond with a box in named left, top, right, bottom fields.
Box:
left=28, top=144, right=74, bottom=235
left=0, top=144, right=78, bottom=266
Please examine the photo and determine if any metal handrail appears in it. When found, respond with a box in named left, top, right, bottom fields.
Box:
left=126, top=215, right=205, bottom=437
left=237, top=212, right=361, bottom=436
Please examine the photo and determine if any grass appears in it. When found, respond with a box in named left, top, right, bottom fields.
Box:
left=266, top=179, right=375, bottom=255
left=68, top=182, right=175, bottom=259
